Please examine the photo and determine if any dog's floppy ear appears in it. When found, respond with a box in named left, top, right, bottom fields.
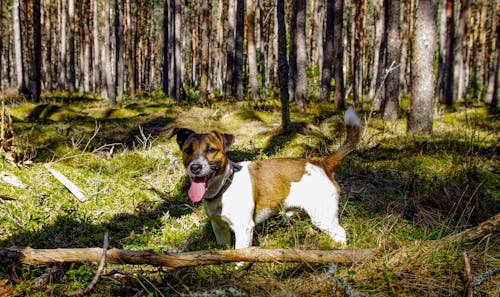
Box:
left=213, top=131, right=234, bottom=153
left=172, top=128, right=195, bottom=149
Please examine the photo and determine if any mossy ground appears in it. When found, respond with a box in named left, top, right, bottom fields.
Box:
left=0, top=94, right=498, bottom=296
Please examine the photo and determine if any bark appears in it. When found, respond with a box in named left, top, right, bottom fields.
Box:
left=294, top=0, right=307, bottom=109
left=246, top=0, right=261, bottom=101
left=162, top=0, right=169, bottom=95
left=443, top=0, right=455, bottom=106
left=31, top=0, right=42, bottom=102
left=126, top=0, right=135, bottom=96
left=382, top=0, right=400, bottom=121
left=352, top=0, right=365, bottom=105
left=369, top=0, right=384, bottom=106
left=215, top=0, right=224, bottom=93
left=199, top=0, right=210, bottom=102
left=485, top=19, right=499, bottom=108
left=234, top=0, right=245, bottom=100
left=115, top=0, right=124, bottom=98
left=13, top=0, right=26, bottom=94
left=42, top=0, right=52, bottom=90
left=173, top=0, right=182, bottom=99
left=333, top=0, right=345, bottom=110
left=103, top=0, right=116, bottom=104
left=68, top=0, right=76, bottom=91
left=225, top=0, right=236, bottom=98
left=92, top=0, right=100, bottom=91
left=58, top=0, right=66, bottom=89
left=453, top=0, right=468, bottom=101
left=0, top=0, right=2, bottom=90
left=82, top=1, right=91, bottom=93
left=0, top=247, right=381, bottom=267
left=288, top=0, right=297, bottom=104
left=320, top=0, right=334, bottom=102
left=408, top=0, right=438, bottom=135
left=277, top=0, right=290, bottom=132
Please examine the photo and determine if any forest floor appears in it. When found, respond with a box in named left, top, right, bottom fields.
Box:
left=0, top=92, right=498, bottom=296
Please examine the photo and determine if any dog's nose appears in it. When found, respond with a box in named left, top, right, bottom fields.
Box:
left=190, top=164, right=202, bottom=174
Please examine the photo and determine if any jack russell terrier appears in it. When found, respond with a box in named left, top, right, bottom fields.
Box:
left=173, top=106, right=361, bottom=249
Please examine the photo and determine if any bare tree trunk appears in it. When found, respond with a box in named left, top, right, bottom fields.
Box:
left=453, top=0, right=468, bottom=102
left=382, top=0, right=400, bottom=121
left=92, top=0, right=100, bottom=92
left=225, top=0, right=236, bottom=98
left=314, top=0, right=324, bottom=79
left=409, top=0, right=438, bottom=135
left=0, top=0, right=3, bottom=90
left=320, top=0, right=334, bottom=102
left=199, top=0, right=210, bottom=102
left=42, top=0, right=52, bottom=90
left=68, top=0, right=76, bottom=91
left=277, top=0, right=290, bottom=132
left=246, top=0, right=261, bottom=101
left=333, top=0, right=345, bottom=110
left=173, top=0, right=182, bottom=99
left=353, top=0, right=365, bottom=105
left=215, top=0, right=224, bottom=93
left=126, top=0, right=135, bottom=96
left=13, top=0, right=26, bottom=94
left=104, top=0, right=116, bottom=104
left=234, top=0, right=245, bottom=100
left=294, top=0, right=307, bottom=109
left=399, top=1, right=409, bottom=94
left=162, top=0, right=169, bottom=95
left=485, top=19, right=499, bottom=108
left=58, top=0, right=66, bottom=89
left=31, top=0, right=42, bottom=102
left=369, top=0, right=384, bottom=105
left=288, top=0, right=297, bottom=104
left=115, top=0, right=124, bottom=99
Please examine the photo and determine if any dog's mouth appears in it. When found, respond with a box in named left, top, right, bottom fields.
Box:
left=188, top=173, right=213, bottom=203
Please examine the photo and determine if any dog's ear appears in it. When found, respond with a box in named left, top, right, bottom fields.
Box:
left=211, top=131, right=234, bottom=152
left=172, top=128, right=195, bottom=149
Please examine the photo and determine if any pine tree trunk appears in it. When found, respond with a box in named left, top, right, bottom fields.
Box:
left=31, top=0, right=42, bottom=102
left=453, top=0, right=468, bottom=102
left=485, top=20, right=499, bottom=108
left=277, top=0, right=290, bottom=133
left=92, top=0, right=100, bottom=92
left=58, top=0, right=66, bottom=89
left=225, top=0, right=236, bottom=98
left=162, top=0, right=169, bottom=95
left=234, top=0, right=245, bottom=100
left=215, top=0, right=224, bottom=93
left=246, top=0, right=261, bottom=101
left=42, top=0, right=52, bottom=90
left=333, top=0, right=345, bottom=110
left=0, top=0, right=3, bottom=90
left=173, top=0, right=182, bottom=99
left=353, top=0, right=365, bottom=105
left=320, top=0, right=334, bottom=102
left=68, top=0, right=76, bottom=92
left=382, top=0, right=400, bottom=121
left=369, top=0, right=384, bottom=104
left=104, top=0, right=116, bottom=104
left=13, top=0, right=26, bottom=94
left=294, top=0, right=307, bottom=109
left=443, top=0, right=455, bottom=106
left=409, top=0, right=438, bottom=135
left=115, top=0, right=124, bottom=99
left=288, top=0, right=297, bottom=104
left=199, top=0, right=210, bottom=102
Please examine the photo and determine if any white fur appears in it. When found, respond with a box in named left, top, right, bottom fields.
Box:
left=344, top=106, right=361, bottom=128
left=204, top=161, right=346, bottom=249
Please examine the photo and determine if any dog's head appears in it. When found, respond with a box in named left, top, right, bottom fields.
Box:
left=172, top=128, right=234, bottom=202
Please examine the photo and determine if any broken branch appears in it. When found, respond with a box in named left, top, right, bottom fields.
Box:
left=45, top=163, right=87, bottom=202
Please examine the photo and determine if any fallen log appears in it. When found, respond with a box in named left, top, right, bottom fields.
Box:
left=0, top=247, right=381, bottom=267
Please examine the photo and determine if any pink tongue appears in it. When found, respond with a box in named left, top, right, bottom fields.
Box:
left=188, top=178, right=206, bottom=203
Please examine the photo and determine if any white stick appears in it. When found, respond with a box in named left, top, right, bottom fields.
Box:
left=45, top=163, right=87, bottom=202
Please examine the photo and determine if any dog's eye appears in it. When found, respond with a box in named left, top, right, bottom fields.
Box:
left=184, top=147, right=193, bottom=154
left=206, top=146, right=218, bottom=154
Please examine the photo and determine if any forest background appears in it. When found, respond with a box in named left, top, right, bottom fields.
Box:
left=0, top=0, right=498, bottom=296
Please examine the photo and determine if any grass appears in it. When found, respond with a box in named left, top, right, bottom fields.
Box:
left=0, top=94, right=498, bottom=296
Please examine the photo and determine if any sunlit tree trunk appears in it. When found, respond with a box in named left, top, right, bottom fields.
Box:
left=352, top=0, right=365, bottom=105
left=320, top=0, right=334, bottom=103
left=246, top=0, right=261, bottom=101
left=369, top=0, right=384, bottom=104
left=333, top=0, right=345, bottom=110
left=485, top=20, right=499, bottom=108
left=409, top=0, right=438, bottom=135
left=92, top=0, right=100, bottom=92
left=173, top=0, right=182, bottom=99
left=32, top=0, right=42, bottom=102
left=42, top=0, right=52, bottom=90
left=58, top=0, right=66, bottom=89
left=225, top=0, right=236, bottom=98
left=103, top=0, right=116, bottom=104
left=68, top=0, right=76, bottom=91
left=0, top=0, right=3, bottom=90
left=453, top=0, right=468, bottom=102
left=13, top=0, right=26, bottom=94
left=215, top=0, right=224, bottom=93
left=162, top=0, right=169, bottom=95
left=199, top=0, right=210, bottom=102
left=115, top=0, right=124, bottom=98
left=294, top=0, right=307, bottom=109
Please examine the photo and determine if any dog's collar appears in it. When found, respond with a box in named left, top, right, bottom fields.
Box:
left=203, top=161, right=241, bottom=202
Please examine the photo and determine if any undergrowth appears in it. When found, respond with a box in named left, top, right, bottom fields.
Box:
left=0, top=95, right=498, bottom=296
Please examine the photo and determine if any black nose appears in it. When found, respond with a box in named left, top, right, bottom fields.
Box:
left=190, top=164, right=202, bottom=174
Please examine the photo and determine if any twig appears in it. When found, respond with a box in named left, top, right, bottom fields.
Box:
left=45, top=163, right=87, bottom=202
left=328, top=263, right=360, bottom=297
left=67, top=232, right=109, bottom=296
left=471, top=268, right=500, bottom=288
left=463, top=252, right=473, bottom=297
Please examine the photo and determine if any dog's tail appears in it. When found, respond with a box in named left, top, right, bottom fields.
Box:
left=320, top=106, right=361, bottom=177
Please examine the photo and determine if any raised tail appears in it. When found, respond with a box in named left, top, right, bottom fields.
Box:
left=321, top=106, right=361, bottom=177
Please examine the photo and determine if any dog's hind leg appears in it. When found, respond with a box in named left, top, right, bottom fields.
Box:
left=302, top=202, right=347, bottom=245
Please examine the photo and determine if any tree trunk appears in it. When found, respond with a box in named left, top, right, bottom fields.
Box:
left=369, top=0, right=384, bottom=105
left=288, top=0, right=297, bottom=105
left=320, top=0, right=334, bottom=103
left=408, top=0, right=438, bottom=135
left=333, top=0, right=345, bottom=110
left=126, top=0, right=135, bottom=96
left=382, top=0, right=400, bottom=121
left=92, top=0, right=100, bottom=92
left=68, top=0, right=76, bottom=92
left=115, top=0, right=124, bottom=99
left=215, top=0, right=224, bottom=93
left=13, top=0, right=26, bottom=94
left=453, top=0, right=468, bottom=102
left=104, top=0, right=116, bottom=104
left=42, top=0, right=52, bottom=90
left=173, top=0, right=182, bottom=99
left=442, top=0, right=455, bottom=106
left=246, top=0, right=261, bottom=101
left=277, top=0, right=290, bottom=133
left=314, top=0, right=324, bottom=79
left=0, top=0, right=3, bottom=90
left=294, top=0, right=307, bottom=109
left=234, top=0, right=245, bottom=100
left=199, top=0, right=210, bottom=102
left=31, top=0, right=42, bottom=102
left=352, top=0, right=365, bottom=105
left=485, top=19, right=499, bottom=108
left=225, top=0, right=236, bottom=98
left=162, top=0, right=169, bottom=95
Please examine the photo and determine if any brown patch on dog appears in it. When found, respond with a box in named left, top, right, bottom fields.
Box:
left=248, top=158, right=307, bottom=217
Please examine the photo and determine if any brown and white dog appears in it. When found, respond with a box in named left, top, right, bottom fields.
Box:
left=173, top=106, right=361, bottom=249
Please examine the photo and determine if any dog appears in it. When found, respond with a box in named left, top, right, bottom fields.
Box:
left=173, top=106, right=361, bottom=249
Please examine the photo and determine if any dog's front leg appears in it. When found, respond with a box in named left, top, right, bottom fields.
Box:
left=210, top=219, right=231, bottom=247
